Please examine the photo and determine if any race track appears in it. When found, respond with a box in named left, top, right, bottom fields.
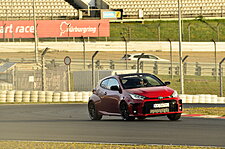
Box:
left=0, top=104, right=224, bottom=147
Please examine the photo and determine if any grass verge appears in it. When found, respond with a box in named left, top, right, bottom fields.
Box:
left=0, top=141, right=223, bottom=149
left=158, top=75, right=225, bottom=96
left=184, top=107, right=225, bottom=116
left=109, top=19, right=225, bottom=42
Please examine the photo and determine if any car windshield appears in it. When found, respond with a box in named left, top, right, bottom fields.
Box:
left=119, top=74, right=165, bottom=89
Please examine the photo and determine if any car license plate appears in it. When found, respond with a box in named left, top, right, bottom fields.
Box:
left=150, top=108, right=169, bottom=114
left=153, top=103, right=169, bottom=108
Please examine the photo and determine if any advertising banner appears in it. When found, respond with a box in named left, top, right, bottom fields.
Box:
left=101, top=10, right=122, bottom=19
left=0, top=20, right=110, bottom=38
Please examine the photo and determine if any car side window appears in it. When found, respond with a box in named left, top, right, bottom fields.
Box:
left=133, top=55, right=140, bottom=58
left=142, top=55, right=149, bottom=58
left=100, top=79, right=109, bottom=89
left=108, top=78, right=120, bottom=90
left=149, top=55, right=158, bottom=60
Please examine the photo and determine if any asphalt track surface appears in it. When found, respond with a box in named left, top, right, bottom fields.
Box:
left=0, top=104, right=224, bottom=147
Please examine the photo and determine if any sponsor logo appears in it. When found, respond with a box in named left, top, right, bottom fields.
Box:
left=0, top=24, right=34, bottom=34
left=60, top=21, right=97, bottom=36
left=102, top=11, right=121, bottom=19
left=158, top=96, right=164, bottom=100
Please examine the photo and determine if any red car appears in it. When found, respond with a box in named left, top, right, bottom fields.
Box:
left=88, top=73, right=182, bottom=121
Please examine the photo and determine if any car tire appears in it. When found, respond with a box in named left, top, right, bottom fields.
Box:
left=137, top=116, right=146, bottom=120
left=167, top=113, right=181, bottom=121
left=88, top=102, right=102, bottom=120
left=120, top=102, right=135, bottom=121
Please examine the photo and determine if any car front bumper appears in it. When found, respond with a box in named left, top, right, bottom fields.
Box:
left=129, top=98, right=182, bottom=117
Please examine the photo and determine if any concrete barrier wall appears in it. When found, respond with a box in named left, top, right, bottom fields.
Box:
left=0, top=90, right=225, bottom=103
left=179, top=94, right=225, bottom=104
left=0, top=90, right=92, bottom=103
left=1, top=41, right=225, bottom=52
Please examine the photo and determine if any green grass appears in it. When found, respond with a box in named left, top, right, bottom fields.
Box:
left=184, top=107, right=225, bottom=116
left=157, top=75, right=225, bottom=96
left=0, top=141, right=223, bottom=149
left=109, top=18, right=225, bottom=42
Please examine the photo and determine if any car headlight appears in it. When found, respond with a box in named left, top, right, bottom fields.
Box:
left=171, top=90, right=178, bottom=98
left=129, top=93, right=147, bottom=100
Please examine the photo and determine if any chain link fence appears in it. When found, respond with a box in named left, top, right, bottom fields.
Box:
left=0, top=58, right=224, bottom=96
left=0, top=63, right=68, bottom=91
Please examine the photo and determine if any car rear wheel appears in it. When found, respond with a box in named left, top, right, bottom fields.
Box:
left=167, top=113, right=181, bottom=121
left=120, top=102, right=135, bottom=121
left=88, top=102, right=102, bottom=120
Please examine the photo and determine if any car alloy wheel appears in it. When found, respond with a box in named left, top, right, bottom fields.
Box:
left=167, top=113, right=181, bottom=121
left=88, top=102, right=102, bottom=120
left=120, top=102, right=135, bottom=121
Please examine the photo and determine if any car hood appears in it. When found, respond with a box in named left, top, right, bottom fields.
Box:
left=126, top=86, right=174, bottom=98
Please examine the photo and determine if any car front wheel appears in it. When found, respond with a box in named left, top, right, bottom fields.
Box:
left=137, top=116, right=146, bottom=120
left=120, top=102, right=135, bottom=121
left=88, top=102, right=102, bottom=120
left=167, top=113, right=181, bottom=121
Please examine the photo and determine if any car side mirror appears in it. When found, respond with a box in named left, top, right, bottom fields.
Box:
left=110, top=86, right=122, bottom=93
left=164, top=81, right=171, bottom=86
left=110, top=85, right=119, bottom=91
left=92, top=88, right=96, bottom=94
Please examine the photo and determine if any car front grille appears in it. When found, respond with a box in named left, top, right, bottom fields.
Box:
left=143, top=100, right=178, bottom=114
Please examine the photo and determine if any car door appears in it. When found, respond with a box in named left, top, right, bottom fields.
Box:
left=100, top=78, right=121, bottom=114
left=96, top=78, right=109, bottom=112
left=105, top=78, right=121, bottom=113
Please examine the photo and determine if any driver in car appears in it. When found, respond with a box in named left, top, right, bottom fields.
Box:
left=139, top=79, right=148, bottom=87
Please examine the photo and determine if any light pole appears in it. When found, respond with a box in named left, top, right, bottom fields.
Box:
left=41, top=47, right=50, bottom=91
left=217, top=23, right=220, bottom=41
left=121, top=35, right=128, bottom=69
left=178, top=0, right=184, bottom=94
left=182, top=55, right=189, bottom=63
left=98, top=23, right=100, bottom=40
left=92, top=51, right=99, bottom=89
left=158, top=23, right=161, bottom=41
left=82, top=36, right=86, bottom=70
left=188, top=23, right=191, bottom=42
left=33, top=0, right=38, bottom=63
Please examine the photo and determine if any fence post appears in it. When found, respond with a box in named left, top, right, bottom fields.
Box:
left=212, top=39, right=217, bottom=81
left=168, top=39, right=173, bottom=79
left=110, top=60, right=115, bottom=69
left=195, top=62, right=201, bottom=76
left=153, top=61, right=158, bottom=75
left=137, top=53, right=144, bottom=73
